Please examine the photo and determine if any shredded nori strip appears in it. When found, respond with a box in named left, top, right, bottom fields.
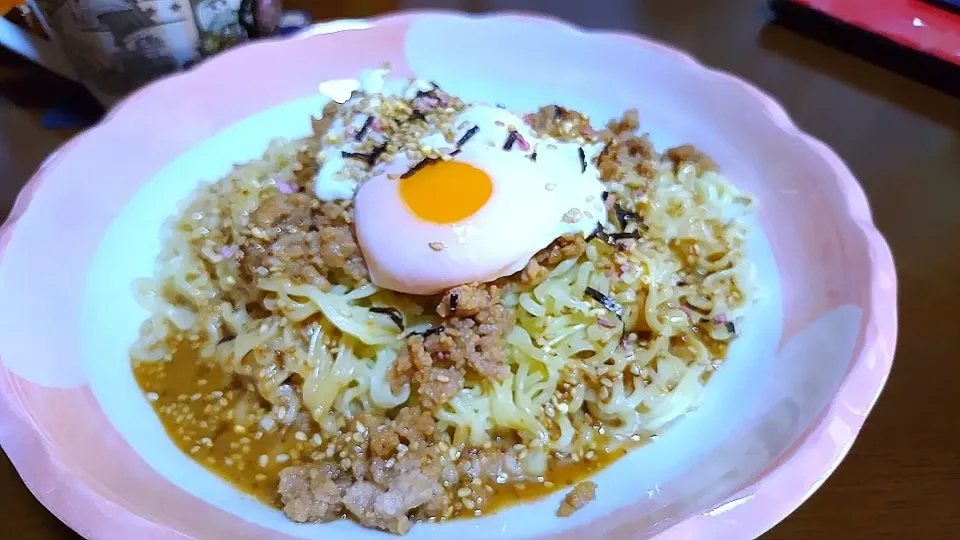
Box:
left=585, top=287, right=624, bottom=320
left=615, top=203, right=639, bottom=230
left=578, top=147, right=587, bottom=173
left=370, top=307, right=405, bottom=330
left=420, top=325, right=445, bottom=338
left=609, top=231, right=641, bottom=242
left=457, top=125, right=479, bottom=147
left=553, top=105, right=566, bottom=121
left=401, top=156, right=440, bottom=178
left=341, top=143, right=386, bottom=167
left=586, top=223, right=639, bottom=245
left=527, top=151, right=538, bottom=162
left=585, top=222, right=606, bottom=243
left=496, top=103, right=506, bottom=109
left=601, top=191, right=609, bottom=202
left=449, top=293, right=459, bottom=313
left=449, top=148, right=462, bottom=158
left=724, top=321, right=737, bottom=334
left=355, top=116, right=374, bottom=142
left=503, top=131, right=519, bottom=150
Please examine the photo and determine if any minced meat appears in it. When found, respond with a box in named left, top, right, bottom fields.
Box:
left=390, top=284, right=512, bottom=408
left=556, top=481, right=597, bottom=517
left=240, top=193, right=368, bottom=288
left=665, top=144, right=718, bottom=174
left=279, top=443, right=448, bottom=535
left=526, top=104, right=593, bottom=140
left=520, top=235, right=586, bottom=285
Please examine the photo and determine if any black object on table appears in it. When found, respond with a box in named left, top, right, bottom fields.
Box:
left=769, top=0, right=960, bottom=97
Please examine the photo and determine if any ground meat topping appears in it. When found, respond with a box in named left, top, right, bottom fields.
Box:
left=605, top=108, right=639, bottom=136
left=665, top=144, right=718, bottom=174
left=280, top=444, right=447, bottom=535
left=520, top=235, right=587, bottom=285
left=526, top=104, right=594, bottom=141
left=390, top=284, right=512, bottom=407
left=557, top=481, right=597, bottom=517
left=594, top=110, right=662, bottom=182
left=240, top=193, right=368, bottom=288
left=278, top=465, right=345, bottom=523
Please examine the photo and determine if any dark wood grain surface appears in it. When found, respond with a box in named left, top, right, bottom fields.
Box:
left=1, top=1, right=956, bottom=538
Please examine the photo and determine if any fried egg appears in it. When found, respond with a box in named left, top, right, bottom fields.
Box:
left=354, top=109, right=608, bottom=295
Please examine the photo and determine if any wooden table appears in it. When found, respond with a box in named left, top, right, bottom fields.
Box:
left=1, top=1, right=956, bottom=538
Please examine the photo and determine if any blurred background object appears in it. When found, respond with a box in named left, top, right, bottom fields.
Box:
left=0, top=0, right=285, bottom=106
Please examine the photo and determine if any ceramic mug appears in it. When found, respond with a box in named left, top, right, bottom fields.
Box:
left=0, top=0, right=282, bottom=105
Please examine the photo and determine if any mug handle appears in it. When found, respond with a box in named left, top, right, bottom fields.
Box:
left=0, top=17, right=78, bottom=81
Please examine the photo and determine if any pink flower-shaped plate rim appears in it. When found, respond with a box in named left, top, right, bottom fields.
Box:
left=0, top=9, right=897, bottom=540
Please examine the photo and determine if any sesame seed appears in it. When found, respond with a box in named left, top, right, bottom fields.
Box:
left=276, top=454, right=290, bottom=463
left=457, top=487, right=471, bottom=498
left=429, top=242, right=445, bottom=252
left=294, top=431, right=307, bottom=441
left=545, top=183, right=557, bottom=191
left=259, top=454, right=268, bottom=468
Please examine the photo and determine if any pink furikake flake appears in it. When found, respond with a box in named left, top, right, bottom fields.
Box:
left=514, top=132, right=531, bottom=151
left=274, top=182, right=298, bottom=194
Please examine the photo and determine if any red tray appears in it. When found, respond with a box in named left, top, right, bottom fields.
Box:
left=779, top=0, right=960, bottom=66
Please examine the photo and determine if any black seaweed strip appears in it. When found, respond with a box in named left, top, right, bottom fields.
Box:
left=601, top=191, right=609, bottom=202
left=457, top=126, right=479, bottom=147
left=503, top=131, right=519, bottom=150
left=421, top=326, right=445, bottom=338
left=585, top=287, right=624, bottom=320
left=341, top=143, right=387, bottom=167
left=449, top=293, right=459, bottom=313
left=609, top=231, right=641, bottom=241
left=578, top=147, right=587, bottom=173
left=355, top=116, right=374, bottom=142
left=370, top=307, right=405, bottom=331
left=527, top=151, right=538, bottom=162
left=585, top=222, right=605, bottom=243
left=401, top=156, right=440, bottom=179
left=724, top=321, right=737, bottom=334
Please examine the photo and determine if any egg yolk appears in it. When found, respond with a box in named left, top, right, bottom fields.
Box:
left=398, top=161, right=493, bottom=224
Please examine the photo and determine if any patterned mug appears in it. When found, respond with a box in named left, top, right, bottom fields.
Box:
left=0, top=0, right=283, bottom=105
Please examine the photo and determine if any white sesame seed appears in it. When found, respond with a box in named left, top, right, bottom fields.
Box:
left=276, top=454, right=290, bottom=463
